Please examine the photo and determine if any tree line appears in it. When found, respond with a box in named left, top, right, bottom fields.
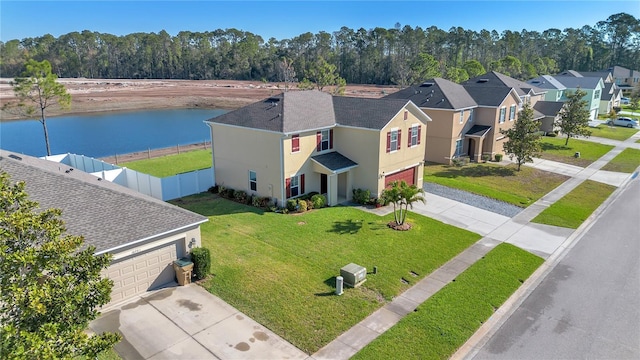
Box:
left=1, top=13, right=638, bottom=84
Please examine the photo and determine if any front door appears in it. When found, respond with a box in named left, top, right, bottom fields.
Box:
left=468, top=138, right=475, bottom=160
left=320, top=174, right=327, bottom=194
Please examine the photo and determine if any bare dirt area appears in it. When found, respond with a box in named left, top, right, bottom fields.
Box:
left=0, top=78, right=398, bottom=121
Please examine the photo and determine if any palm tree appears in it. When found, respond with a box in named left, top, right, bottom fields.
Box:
left=381, top=180, right=426, bottom=226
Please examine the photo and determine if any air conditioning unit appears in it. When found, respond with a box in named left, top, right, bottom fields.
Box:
left=340, top=263, right=366, bottom=287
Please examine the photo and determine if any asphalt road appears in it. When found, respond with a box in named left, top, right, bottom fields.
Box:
left=470, top=175, right=640, bottom=360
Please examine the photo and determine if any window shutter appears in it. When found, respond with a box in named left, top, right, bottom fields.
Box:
left=285, top=178, right=291, bottom=198
left=300, top=174, right=305, bottom=194
left=418, top=125, right=422, bottom=145
left=404, top=110, right=408, bottom=120
left=408, top=127, right=412, bottom=147
left=329, top=129, right=334, bottom=149
left=292, top=135, right=300, bottom=152
left=316, top=131, right=322, bottom=151
left=397, top=129, right=402, bottom=150
left=386, top=132, right=391, bottom=153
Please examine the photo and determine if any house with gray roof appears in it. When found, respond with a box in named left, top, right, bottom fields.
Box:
left=607, top=66, right=640, bottom=91
left=528, top=75, right=605, bottom=120
left=385, top=74, right=563, bottom=164
left=0, top=149, right=208, bottom=306
left=205, top=90, right=431, bottom=206
left=558, top=70, right=614, bottom=83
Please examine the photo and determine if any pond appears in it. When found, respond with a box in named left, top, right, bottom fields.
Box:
left=0, top=109, right=227, bottom=158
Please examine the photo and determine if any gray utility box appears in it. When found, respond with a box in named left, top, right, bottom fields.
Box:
left=340, top=263, right=367, bottom=287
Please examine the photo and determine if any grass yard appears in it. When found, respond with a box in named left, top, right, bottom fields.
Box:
left=531, top=180, right=616, bottom=229
left=539, top=136, right=614, bottom=167
left=172, top=194, right=481, bottom=354
left=601, top=148, right=640, bottom=173
left=121, top=149, right=211, bottom=177
left=352, top=243, right=543, bottom=360
left=423, top=162, right=568, bottom=207
left=589, top=125, right=638, bottom=141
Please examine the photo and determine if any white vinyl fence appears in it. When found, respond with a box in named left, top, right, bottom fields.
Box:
left=44, top=153, right=213, bottom=201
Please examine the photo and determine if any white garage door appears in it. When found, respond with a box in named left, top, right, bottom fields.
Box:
left=106, top=240, right=185, bottom=305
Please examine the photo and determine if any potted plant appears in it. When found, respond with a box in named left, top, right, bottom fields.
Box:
left=376, top=197, right=385, bottom=208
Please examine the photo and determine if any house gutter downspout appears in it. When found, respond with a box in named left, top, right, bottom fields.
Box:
left=280, top=134, right=286, bottom=207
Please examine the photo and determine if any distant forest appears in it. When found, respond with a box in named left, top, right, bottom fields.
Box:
left=1, top=13, right=638, bottom=84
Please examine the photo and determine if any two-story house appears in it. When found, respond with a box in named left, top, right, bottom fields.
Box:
left=205, top=90, right=431, bottom=206
left=607, top=66, right=640, bottom=93
left=528, top=75, right=605, bottom=120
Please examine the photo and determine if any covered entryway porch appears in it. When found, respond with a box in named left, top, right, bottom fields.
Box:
left=311, top=152, right=358, bottom=206
left=465, top=125, right=492, bottom=162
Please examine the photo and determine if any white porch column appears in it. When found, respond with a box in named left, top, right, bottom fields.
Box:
left=328, top=174, right=338, bottom=206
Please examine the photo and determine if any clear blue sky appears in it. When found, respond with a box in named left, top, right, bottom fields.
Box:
left=1, top=1, right=638, bottom=42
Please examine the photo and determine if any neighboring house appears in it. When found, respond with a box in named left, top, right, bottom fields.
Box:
left=205, top=90, right=431, bottom=207
left=528, top=75, right=605, bottom=120
left=0, top=149, right=208, bottom=306
left=600, top=82, right=623, bottom=114
left=607, top=66, right=640, bottom=92
left=558, top=70, right=614, bottom=83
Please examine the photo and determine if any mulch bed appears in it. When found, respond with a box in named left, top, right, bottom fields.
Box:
left=387, top=221, right=412, bottom=231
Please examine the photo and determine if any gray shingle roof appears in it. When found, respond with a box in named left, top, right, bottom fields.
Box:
left=311, top=152, right=358, bottom=172
left=382, top=78, right=477, bottom=110
left=462, top=86, right=514, bottom=107
left=206, top=90, right=335, bottom=134
left=332, top=96, right=410, bottom=130
left=0, top=150, right=207, bottom=254
left=465, top=125, right=492, bottom=137
left=533, top=101, right=565, bottom=117
left=602, top=83, right=615, bottom=101
left=528, top=75, right=566, bottom=90
left=463, top=71, right=544, bottom=96
left=607, top=66, right=632, bottom=78
left=553, top=76, right=602, bottom=89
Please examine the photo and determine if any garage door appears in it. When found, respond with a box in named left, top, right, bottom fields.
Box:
left=106, top=240, right=185, bottom=305
left=385, top=167, right=416, bottom=187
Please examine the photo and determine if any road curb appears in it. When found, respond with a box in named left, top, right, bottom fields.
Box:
left=450, top=169, right=637, bottom=360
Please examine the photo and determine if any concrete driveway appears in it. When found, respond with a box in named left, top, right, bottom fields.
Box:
left=90, top=284, right=308, bottom=360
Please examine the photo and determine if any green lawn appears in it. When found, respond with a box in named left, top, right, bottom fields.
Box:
left=601, top=148, right=640, bottom=173
left=539, top=137, right=614, bottom=167
left=352, top=243, right=543, bottom=360
left=531, top=180, right=616, bottom=229
left=172, top=194, right=481, bottom=354
left=589, top=125, right=638, bottom=141
left=423, top=163, right=568, bottom=207
left=121, top=149, right=212, bottom=177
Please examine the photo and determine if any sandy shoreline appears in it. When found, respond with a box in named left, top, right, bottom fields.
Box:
left=0, top=78, right=396, bottom=121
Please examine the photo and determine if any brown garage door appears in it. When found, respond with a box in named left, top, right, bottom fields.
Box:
left=385, top=167, right=416, bottom=187
left=105, top=240, right=185, bottom=305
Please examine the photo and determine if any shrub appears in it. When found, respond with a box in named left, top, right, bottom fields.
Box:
left=286, top=199, right=298, bottom=212
left=223, top=188, right=235, bottom=199
left=190, top=247, right=211, bottom=280
left=298, top=199, right=308, bottom=212
left=481, top=154, right=490, bottom=162
left=547, top=132, right=557, bottom=137
left=233, top=190, right=248, bottom=203
left=495, top=153, right=503, bottom=162
left=311, top=194, right=327, bottom=209
left=352, top=188, right=371, bottom=204
left=208, top=185, right=219, bottom=194
left=452, top=157, right=466, bottom=167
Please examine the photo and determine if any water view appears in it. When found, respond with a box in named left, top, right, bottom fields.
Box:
left=0, top=108, right=227, bottom=158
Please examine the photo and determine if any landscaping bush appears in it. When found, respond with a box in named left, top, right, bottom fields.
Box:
left=298, top=199, right=308, bottom=212
left=234, top=190, right=249, bottom=204
left=481, top=154, right=490, bottom=163
left=208, top=185, right=220, bottom=194
left=352, top=188, right=371, bottom=204
left=311, top=194, right=327, bottom=209
left=190, top=247, right=211, bottom=280
left=494, top=153, right=503, bottom=162
left=223, top=187, right=235, bottom=199
left=452, top=157, right=467, bottom=167
left=546, top=132, right=557, bottom=137
left=286, top=199, right=298, bottom=212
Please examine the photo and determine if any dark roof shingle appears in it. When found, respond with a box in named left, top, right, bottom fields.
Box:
left=382, top=78, right=477, bottom=110
left=332, top=96, right=410, bottom=130
left=311, top=152, right=358, bottom=172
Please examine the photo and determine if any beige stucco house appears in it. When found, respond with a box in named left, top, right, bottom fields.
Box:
left=0, top=150, right=208, bottom=307
left=205, top=90, right=431, bottom=206
left=385, top=74, right=562, bottom=164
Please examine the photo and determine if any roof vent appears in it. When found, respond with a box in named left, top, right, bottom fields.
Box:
left=420, top=82, right=435, bottom=87
left=478, top=79, right=489, bottom=83
left=531, top=80, right=540, bottom=84
left=8, top=154, right=22, bottom=161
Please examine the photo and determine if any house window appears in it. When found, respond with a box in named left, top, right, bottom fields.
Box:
left=404, top=110, right=408, bottom=120
left=469, top=108, right=474, bottom=123
left=292, top=134, right=300, bottom=152
left=509, top=105, right=516, bottom=121
left=459, top=110, right=464, bottom=124
left=454, top=139, right=463, bottom=157
left=409, top=125, right=420, bottom=147
left=249, top=170, right=257, bottom=191
left=387, top=129, right=401, bottom=152
left=593, top=90, right=601, bottom=100
left=316, top=129, right=333, bottom=152
left=286, top=174, right=305, bottom=198
left=499, top=107, right=506, bottom=124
